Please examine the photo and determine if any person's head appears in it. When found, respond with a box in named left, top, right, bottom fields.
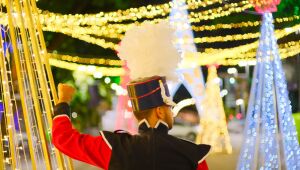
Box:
left=127, top=76, right=175, bottom=129
left=133, top=105, right=174, bottom=129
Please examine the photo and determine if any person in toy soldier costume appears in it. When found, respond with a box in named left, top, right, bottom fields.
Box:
left=52, top=22, right=211, bottom=170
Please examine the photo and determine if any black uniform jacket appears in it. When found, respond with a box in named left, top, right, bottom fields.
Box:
left=102, top=120, right=211, bottom=170
left=52, top=103, right=211, bottom=170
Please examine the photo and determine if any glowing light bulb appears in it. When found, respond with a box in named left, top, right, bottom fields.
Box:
left=104, top=77, right=111, bottom=84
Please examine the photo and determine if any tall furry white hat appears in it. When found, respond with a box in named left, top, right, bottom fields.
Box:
left=117, top=21, right=181, bottom=81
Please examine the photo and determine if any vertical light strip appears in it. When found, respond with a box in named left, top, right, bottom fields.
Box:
left=29, top=0, right=73, bottom=168
left=0, top=39, right=16, bottom=169
left=6, top=0, right=52, bottom=169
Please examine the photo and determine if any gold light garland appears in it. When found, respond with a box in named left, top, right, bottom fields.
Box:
left=37, top=0, right=229, bottom=25
left=37, top=14, right=300, bottom=46
left=186, top=0, right=222, bottom=9
left=181, top=25, right=300, bottom=68
left=38, top=14, right=300, bottom=43
left=58, top=30, right=119, bottom=49
left=189, top=1, right=252, bottom=22
left=68, top=22, right=300, bottom=49
left=191, top=20, right=300, bottom=44
left=39, top=1, right=252, bottom=28
left=42, top=25, right=123, bottom=39
left=220, top=45, right=300, bottom=66
left=221, top=40, right=300, bottom=60
left=38, top=19, right=300, bottom=51
left=192, top=15, right=300, bottom=31
left=193, top=32, right=261, bottom=43
left=49, top=40, right=300, bottom=74
left=49, top=58, right=125, bottom=76
left=0, top=1, right=297, bottom=52
left=39, top=17, right=164, bottom=40
left=49, top=53, right=123, bottom=66
left=204, top=39, right=300, bottom=54
left=2, top=0, right=222, bottom=24
left=3, top=1, right=296, bottom=37
left=1, top=1, right=295, bottom=50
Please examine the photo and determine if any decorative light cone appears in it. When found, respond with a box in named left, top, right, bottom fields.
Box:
left=237, top=13, right=300, bottom=169
left=114, top=65, right=137, bottom=134
left=196, top=65, right=232, bottom=154
left=169, top=0, right=197, bottom=53
left=169, top=0, right=205, bottom=118
left=0, top=0, right=73, bottom=169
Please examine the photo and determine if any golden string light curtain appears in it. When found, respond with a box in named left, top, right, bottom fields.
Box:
left=38, top=14, right=299, bottom=41
left=0, top=1, right=298, bottom=51
left=181, top=23, right=300, bottom=68
left=47, top=39, right=300, bottom=77
left=0, top=0, right=73, bottom=169
left=192, top=15, right=299, bottom=31
left=37, top=0, right=240, bottom=25
left=0, top=0, right=297, bottom=73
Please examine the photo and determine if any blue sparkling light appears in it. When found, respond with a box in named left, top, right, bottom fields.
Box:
left=169, top=0, right=197, bottom=53
left=169, top=0, right=206, bottom=115
left=237, top=13, right=300, bottom=170
left=0, top=102, right=3, bottom=122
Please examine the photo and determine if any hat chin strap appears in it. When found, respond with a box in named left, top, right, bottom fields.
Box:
left=159, top=80, right=176, bottom=107
left=159, top=81, right=196, bottom=118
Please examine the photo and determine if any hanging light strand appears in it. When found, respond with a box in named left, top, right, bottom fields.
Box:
left=41, top=21, right=300, bottom=51
left=181, top=25, right=300, bottom=68
left=189, top=1, right=252, bottom=22
left=192, top=15, right=300, bottom=32
left=49, top=45, right=299, bottom=73
left=37, top=0, right=226, bottom=25
left=49, top=53, right=123, bottom=66
left=38, top=1, right=252, bottom=28
left=222, top=44, right=300, bottom=66
left=49, top=39, right=300, bottom=73
left=49, top=58, right=125, bottom=76
left=37, top=14, right=300, bottom=42
left=0, top=15, right=295, bottom=47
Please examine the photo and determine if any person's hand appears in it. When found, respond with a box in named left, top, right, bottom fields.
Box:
left=57, top=83, right=76, bottom=104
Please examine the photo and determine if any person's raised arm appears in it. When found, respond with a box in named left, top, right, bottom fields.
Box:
left=52, top=84, right=112, bottom=169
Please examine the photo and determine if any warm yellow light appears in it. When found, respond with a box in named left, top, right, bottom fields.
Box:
left=1, top=2, right=298, bottom=50
left=36, top=0, right=227, bottom=26
left=180, top=24, right=300, bottom=67
left=196, top=66, right=232, bottom=154
left=48, top=40, right=300, bottom=74
left=49, top=53, right=123, bottom=66
left=49, top=58, right=125, bottom=76
left=192, top=15, right=299, bottom=32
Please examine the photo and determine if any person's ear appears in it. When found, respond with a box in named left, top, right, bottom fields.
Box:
left=156, top=106, right=164, bottom=119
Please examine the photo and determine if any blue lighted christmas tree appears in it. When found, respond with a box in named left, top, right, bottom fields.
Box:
left=169, top=0, right=197, bottom=53
left=237, top=12, right=300, bottom=169
left=169, top=0, right=206, bottom=115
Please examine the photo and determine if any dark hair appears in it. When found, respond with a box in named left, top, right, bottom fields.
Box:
left=133, top=107, right=155, bottom=121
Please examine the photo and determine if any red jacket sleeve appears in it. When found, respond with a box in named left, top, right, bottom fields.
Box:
left=52, top=115, right=111, bottom=170
left=197, top=160, right=209, bottom=170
